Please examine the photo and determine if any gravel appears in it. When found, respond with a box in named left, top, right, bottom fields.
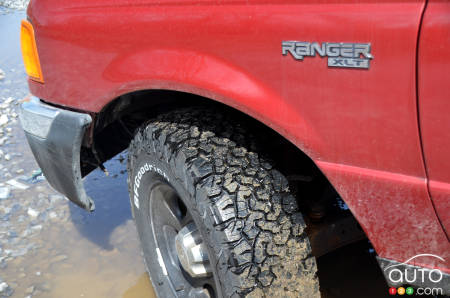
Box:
left=0, top=115, right=8, bottom=127
left=0, top=0, right=29, bottom=10
left=0, top=188, right=9, bottom=200
left=0, top=86, right=69, bottom=297
left=26, top=208, right=39, bottom=218
left=6, top=179, right=29, bottom=190
left=0, top=281, right=13, bottom=297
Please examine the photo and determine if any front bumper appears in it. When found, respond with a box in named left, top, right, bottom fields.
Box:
left=19, top=96, right=95, bottom=211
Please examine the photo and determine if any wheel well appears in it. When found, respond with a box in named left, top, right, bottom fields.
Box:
left=84, top=89, right=318, bottom=181
left=81, top=89, right=366, bottom=256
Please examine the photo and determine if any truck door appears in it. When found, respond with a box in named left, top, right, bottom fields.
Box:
left=418, top=0, right=450, bottom=238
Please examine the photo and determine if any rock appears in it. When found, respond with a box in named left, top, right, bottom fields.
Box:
left=38, top=211, right=48, bottom=221
left=1, top=214, right=10, bottom=222
left=20, top=229, right=29, bottom=237
left=0, top=69, right=4, bottom=80
left=49, top=194, right=63, bottom=203
left=35, top=186, right=46, bottom=192
left=7, top=282, right=17, bottom=290
left=40, top=282, right=51, bottom=292
left=0, top=0, right=30, bottom=10
left=15, top=169, right=23, bottom=174
left=6, top=179, right=28, bottom=190
left=0, top=115, right=7, bottom=126
left=51, top=254, right=68, bottom=263
left=31, top=225, right=42, bottom=232
left=0, top=282, right=8, bottom=292
left=9, top=204, right=20, bottom=214
left=29, top=169, right=45, bottom=183
left=0, top=281, right=13, bottom=297
left=25, top=286, right=34, bottom=295
left=10, top=247, right=28, bottom=257
left=3, top=154, right=10, bottom=161
left=7, top=231, right=17, bottom=239
left=0, top=205, right=8, bottom=212
left=0, top=187, right=9, bottom=199
left=27, top=208, right=39, bottom=218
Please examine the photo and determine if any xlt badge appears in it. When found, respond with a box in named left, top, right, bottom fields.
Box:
left=282, top=41, right=373, bottom=69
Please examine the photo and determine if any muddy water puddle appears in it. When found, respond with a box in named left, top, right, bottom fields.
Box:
left=0, top=153, right=157, bottom=298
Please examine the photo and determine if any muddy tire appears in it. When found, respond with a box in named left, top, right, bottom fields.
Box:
left=127, top=108, right=320, bottom=297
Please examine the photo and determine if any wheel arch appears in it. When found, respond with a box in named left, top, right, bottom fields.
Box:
left=81, top=88, right=368, bottom=259
left=88, top=48, right=321, bottom=159
left=86, top=87, right=318, bottom=177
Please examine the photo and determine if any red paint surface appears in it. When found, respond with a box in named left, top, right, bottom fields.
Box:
left=26, top=0, right=450, bottom=272
left=418, top=1, right=450, bottom=239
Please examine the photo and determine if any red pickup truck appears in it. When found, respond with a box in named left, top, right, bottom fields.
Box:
left=18, top=0, right=449, bottom=297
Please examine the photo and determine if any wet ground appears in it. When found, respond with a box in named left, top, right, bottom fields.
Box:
left=0, top=7, right=391, bottom=298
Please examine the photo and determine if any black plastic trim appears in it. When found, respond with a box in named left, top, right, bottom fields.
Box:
left=20, top=97, right=95, bottom=211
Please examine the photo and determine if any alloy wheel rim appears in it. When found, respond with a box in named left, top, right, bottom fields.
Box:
left=148, top=182, right=217, bottom=297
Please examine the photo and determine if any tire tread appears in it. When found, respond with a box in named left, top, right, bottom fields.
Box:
left=127, top=108, right=320, bottom=297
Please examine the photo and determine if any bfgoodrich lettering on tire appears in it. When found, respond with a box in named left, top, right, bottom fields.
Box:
left=127, top=108, right=320, bottom=297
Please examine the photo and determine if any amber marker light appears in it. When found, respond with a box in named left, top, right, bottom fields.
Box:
left=20, top=20, right=44, bottom=83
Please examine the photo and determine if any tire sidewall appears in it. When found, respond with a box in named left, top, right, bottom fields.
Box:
left=130, top=150, right=224, bottom=298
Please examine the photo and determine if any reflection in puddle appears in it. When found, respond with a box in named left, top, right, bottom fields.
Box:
left=0, top=148, right=156, bottom=297
left=41, top=156, right=156, bottom=298
left=48, top=268, right=155, bottom=298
